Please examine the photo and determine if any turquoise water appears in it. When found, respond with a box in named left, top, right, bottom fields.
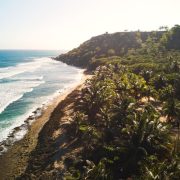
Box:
left=0, top=50, right=83, bottom=142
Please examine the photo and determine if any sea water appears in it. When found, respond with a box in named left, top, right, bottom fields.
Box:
left=0, top=50, right=83, bottom=143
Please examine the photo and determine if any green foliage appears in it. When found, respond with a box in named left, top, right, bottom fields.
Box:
left=60, top=25, right=180, bottom=179
left=56, top=31, right=146, bottom=67
left=89, top=56, right=121, bottom=70
left=166, top=25, right=180, bottom=50
left=80, top=73, right=117, bottom=124
left=139, top=155, right=180, bottom=180
left=65, top=64, right=179, bottom=179
left=83, top=159, right=112, bottom=180
left=117, top=72, right=148, bottom=99
left=163, top=99, right=180, bottom=122
left=56, top=25, right=180, bottom=69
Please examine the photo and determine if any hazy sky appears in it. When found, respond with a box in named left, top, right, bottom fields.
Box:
left=0, top=0, right=179, bottom=50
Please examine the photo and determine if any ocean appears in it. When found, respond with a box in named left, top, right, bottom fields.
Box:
left=0, top=50, right=83, bottom=146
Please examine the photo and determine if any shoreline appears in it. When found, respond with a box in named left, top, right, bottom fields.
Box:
left=0, top=73, right=89, bottom=179
left=0, top=69, right=85, bottom=155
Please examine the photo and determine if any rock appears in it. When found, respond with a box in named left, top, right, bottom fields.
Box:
left=29, top=115, right=34, bottom=120
left=4, top=141, right=11, bottom=147
left=14, top=127, right=21, bottom=131
left=8, top=133, right=14, bottom=138
left=0, top=146, right=3, bottom=152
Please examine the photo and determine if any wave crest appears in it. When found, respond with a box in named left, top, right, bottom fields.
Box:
left=0, top=57, right=52, bottom=80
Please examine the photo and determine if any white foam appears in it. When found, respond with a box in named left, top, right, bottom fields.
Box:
left=0, top=57, right=53, bottom=80
left=11, top=76, right=44, bottom=81
left=0, top=79, right=45, bottom=114
left=0, top=104, right=43, bottom=142
left=0, top=58, right=84, bottom=146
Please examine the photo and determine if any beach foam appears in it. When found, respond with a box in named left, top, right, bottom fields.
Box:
left=0, top=78, right=45, bottom=114
left=0, top=75, right=83, bottom=146
left=0, top=54, right=84, bottom=152
left=0, top=57, right=53, bottom=80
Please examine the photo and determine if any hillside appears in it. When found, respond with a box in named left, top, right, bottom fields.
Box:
left=55, top=31, right=153, bottom=67
left=52, top=26, right=180, bottom=179
left=11, top=26, right=180, bottom=179
left=55, top=25, right=180, bottom=69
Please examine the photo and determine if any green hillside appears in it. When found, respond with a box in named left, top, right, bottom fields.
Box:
left=18, top=25, right=180, bottom=179
left=55, top=25, right=180, bottom=69
left=55, top=31, right=156, bottom=67
left=54, top=25, right=180, bottom=179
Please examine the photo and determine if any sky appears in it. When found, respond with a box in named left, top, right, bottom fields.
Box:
left=0, top=0, right=179, bottom=50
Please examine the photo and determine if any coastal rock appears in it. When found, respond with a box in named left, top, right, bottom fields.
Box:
left=0, top=146, right=3, bottom=152
left=8, top=134, right=14, bottom=138
left=14, top=127, right=21, bottom=131
left=25, top=116, right=34, bottom=123
left=28, top=115, right=34, bottom=120
left=4, top=140, right=12, bottom=147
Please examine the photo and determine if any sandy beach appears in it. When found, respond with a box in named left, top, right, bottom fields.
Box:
left=0, top=73, right=90, bottom=179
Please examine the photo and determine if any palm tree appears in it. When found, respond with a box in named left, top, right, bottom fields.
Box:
left=163, top=99, right=180, bottom=122
left=120, top=104, right=172, bottom=176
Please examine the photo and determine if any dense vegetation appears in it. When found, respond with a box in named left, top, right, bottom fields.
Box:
left=55, top=31, right=163, bottom=67
left=56, top=25, right=180, bottom=179
left=56, top=25, right=180, bottom=69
